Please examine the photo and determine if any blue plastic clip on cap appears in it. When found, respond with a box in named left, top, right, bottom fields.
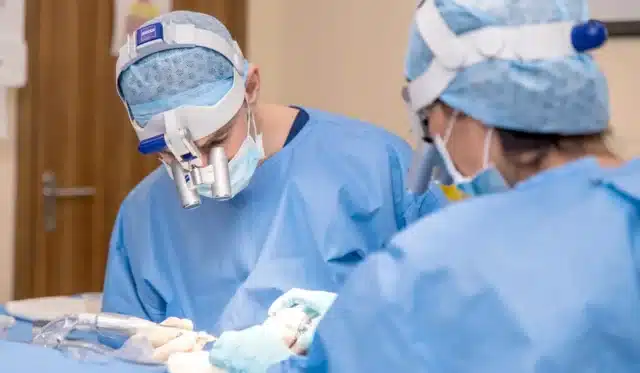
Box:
left=136, top=22, right=164, bottom=47
left=571, top=20, right=608, bottom=53
left=182, top=153, right=196, bottom=162
left=138, top=134, right=168, bottom=155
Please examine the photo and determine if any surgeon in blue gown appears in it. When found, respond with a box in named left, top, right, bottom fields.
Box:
left=273, top=0, right=640, bottom=372
left=101, top=10, right=445, bottom=359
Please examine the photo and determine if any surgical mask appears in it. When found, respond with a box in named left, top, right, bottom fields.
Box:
left=432, top=113, right=508, bottom=197
left=196, top=108, right=264, bottom=199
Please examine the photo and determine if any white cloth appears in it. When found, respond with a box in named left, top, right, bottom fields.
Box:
left=5, top=294, right=102, bottom=322
left=168, top=351, right=225, bottom=373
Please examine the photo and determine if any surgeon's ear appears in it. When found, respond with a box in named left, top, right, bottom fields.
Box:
left=244, top=65, right=261, bottom=105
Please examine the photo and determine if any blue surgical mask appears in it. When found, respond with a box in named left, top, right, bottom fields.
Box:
left=431, top=113, right=509, bottom=197
left=197, top=108, right=264, bottom=199
left=454, top=166, right=509, bottom=197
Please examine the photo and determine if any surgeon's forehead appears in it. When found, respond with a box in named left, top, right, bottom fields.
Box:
left=195, top=120, right=233, bottom=146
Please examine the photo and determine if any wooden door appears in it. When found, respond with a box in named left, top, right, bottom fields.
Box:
left=14, top=0, right=246, bottom=300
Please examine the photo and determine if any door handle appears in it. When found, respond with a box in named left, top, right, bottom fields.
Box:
left=42, top=171, right=96, bottom=232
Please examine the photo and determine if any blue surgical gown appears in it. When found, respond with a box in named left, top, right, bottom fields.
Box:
left=101, top=107, right=445, bottom=338
left=290, top=157, right=640, bottom=373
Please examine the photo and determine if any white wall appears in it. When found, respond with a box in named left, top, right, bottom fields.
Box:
left=593, top=40, right=640, bottom=158
left=0, top=89, right=17, bottom=302
left=247, top=0, right=640, bottom=156
left=247, top=0, right=416, bottom=141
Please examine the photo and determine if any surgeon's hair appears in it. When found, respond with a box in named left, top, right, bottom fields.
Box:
left=495, top=128, right=614, bottom=170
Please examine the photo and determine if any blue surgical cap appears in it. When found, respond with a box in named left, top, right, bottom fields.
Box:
left=118, top=11, right=242, bottom=126
left=405, top=0, right=610, bottom=134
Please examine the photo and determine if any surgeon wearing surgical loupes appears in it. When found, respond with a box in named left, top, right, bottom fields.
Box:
left=101, top=10, right=447, bottom=362
left=266, top=0, right=640, bottom=372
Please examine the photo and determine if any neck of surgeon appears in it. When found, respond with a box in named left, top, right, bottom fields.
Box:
left=235, top=63, right=298, bottom=161
left=251, top=103, right=299, bottom=160
left=497, top=129, right=621, bottom=185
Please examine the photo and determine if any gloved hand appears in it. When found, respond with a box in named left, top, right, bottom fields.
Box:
left=209, top=325, right=295, bottom=373
left=168, top=351, right=225, bottom=373
left=267, top=288, right=338, bottom=353
left=127, top=317, right=211, bottom=362
left=268, top=288, right=337, bottom=318
left=205, top=289, right=338, bottom=372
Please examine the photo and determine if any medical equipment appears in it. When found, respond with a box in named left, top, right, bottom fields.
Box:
left=166, top=146, right=232, bottom=209
left=31, top=312, right=215, bottom=365
left=268, top=289, right=337, bottom=324
left=262, top=304, right=313, bottom=343
left=403, top=86, right=439, bottom=196
left=78, top=313, right=213, bottom=342
left=208, top=304, right=315, bottom=373
left=116, top=16, right=246, bottom=208
left=165, top=303, right=319, bottom=373
left=162, top=304, right=316, bottom=373
left=267, top=289, right=338, bottom=354
left=31, top=314, right=153, bottom=365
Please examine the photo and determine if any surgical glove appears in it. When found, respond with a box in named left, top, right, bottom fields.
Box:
left=268, top=288, right=337, bottom=318
left=209, top=325, right=295, bottom=373
left=267, top=288, right=338, bottom=353
left=129, top=317, right=210, bottom=362
left=168, top=351, right=225, bottom=373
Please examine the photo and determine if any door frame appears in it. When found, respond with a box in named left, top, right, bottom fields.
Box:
left=14, top=0, right=40, bottom=300
left=14, top=0, right=247, bottom=300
